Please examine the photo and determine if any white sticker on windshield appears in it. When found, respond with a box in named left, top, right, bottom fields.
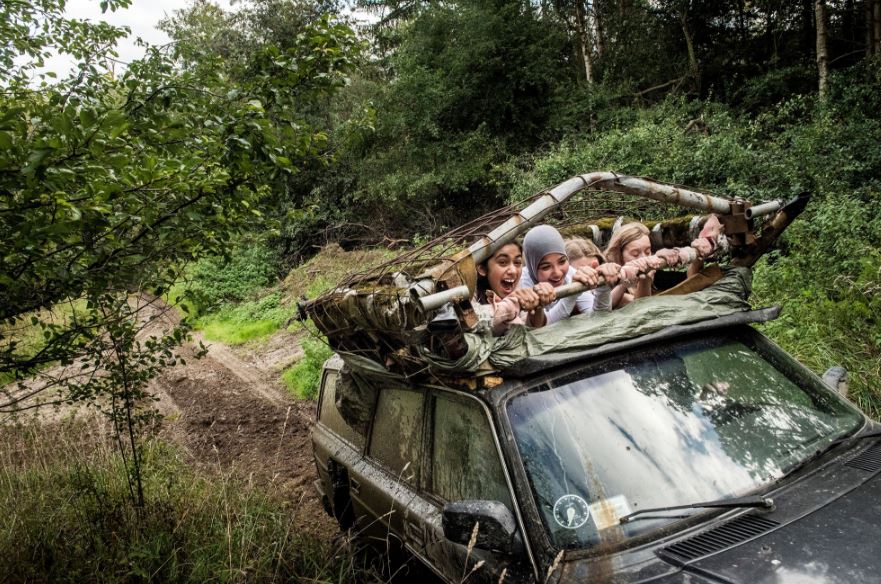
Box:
left=589, top=495, right=633, bottom=531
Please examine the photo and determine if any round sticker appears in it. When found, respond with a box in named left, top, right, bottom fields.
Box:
left=553, top=494, right=590, bottom=529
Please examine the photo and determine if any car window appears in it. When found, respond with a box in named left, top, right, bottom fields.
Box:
left=431, top=393, right=512, bottom=507
left=368, top=388, right=423, bottom=484
left=318, top=371, right=364, bottom=448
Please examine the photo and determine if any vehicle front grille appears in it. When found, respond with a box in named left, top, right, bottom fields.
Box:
left=657, top=514, right=780, bottom=565
left=845, top=443, right=881, bottom=473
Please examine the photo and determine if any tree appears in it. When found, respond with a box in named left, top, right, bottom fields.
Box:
left=0, top=0, right=358, bottom=501
left=341, top=0, right=572, bottom=234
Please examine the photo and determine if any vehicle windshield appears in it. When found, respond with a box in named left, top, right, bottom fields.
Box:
left=506, top=333, right=863, bottom=550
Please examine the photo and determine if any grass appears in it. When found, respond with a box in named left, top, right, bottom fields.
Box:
left=0, top=419, right=357, bottom=583
left=0, top=299, right=86, bottom=385
left=190, top=244, right=395, bottom=347
left=753, top=254, right=881, bottom=419
left=196, top=293, right=292, bottom=345
left=281, top=335, right=333, bottom=400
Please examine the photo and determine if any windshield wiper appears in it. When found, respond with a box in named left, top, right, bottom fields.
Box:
left=618, top=495, right=774, bottom=525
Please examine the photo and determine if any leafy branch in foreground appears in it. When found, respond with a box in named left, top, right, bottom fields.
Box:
left=0, top=0, right=358, bottom=463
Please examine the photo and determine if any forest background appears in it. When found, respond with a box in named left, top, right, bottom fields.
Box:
left=1, top=0, right=880, bottom=581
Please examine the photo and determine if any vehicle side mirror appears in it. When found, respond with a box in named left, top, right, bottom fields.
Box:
left=442, top=500, right=524, bottom=555
left=823, top=366, right=848, bottom=398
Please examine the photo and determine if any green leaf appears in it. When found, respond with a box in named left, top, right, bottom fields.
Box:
left=79, top=109, right=97, bottom=128
left=23, top=148, right=54, bottom=175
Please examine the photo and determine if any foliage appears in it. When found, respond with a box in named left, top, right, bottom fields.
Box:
left=183, top=242, right=281, bottom=315
left=0, top=422, right=355, bottom=583
left=198, top=293, right=292, bottom=345
left=0, top=0, right=358, bottom=412
left=281, top=335, right=333, bottom=400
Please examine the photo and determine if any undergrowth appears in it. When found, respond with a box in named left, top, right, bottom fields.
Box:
left=0, top=420, right=356, bottom=583
left=282, top=335, right=333, bottom=400
left=198, top=293, right=292, bottom=345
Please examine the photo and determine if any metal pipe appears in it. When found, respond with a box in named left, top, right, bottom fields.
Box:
left=417, top=173, right=737, bottom=312
left=467, top=173, right=733, bottom=266
left=419, top=284, right=471, bottom=311
left=467, top=172, right=617, bottom=265
left=745, top=200, right=784, bottom=219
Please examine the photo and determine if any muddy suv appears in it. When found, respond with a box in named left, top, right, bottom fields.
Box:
left=311, top=309, right=881, bottom=584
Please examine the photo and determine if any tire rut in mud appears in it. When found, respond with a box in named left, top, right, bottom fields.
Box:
left=155, top=335, right=335, bottom=537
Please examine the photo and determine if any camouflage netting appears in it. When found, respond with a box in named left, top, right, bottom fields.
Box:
left=303, top=195, right=727, bottom=371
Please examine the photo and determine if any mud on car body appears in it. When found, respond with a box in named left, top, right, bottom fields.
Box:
left=311, top=310, right=880, bottom=584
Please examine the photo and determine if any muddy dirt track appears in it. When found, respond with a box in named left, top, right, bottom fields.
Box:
left=151, top=327, right=337, bottom=538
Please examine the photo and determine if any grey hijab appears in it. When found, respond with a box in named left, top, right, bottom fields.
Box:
left=523, top=225, right=567, bottom=281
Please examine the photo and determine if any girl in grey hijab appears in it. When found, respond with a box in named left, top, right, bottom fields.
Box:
left=520, top=225, right=620, bottom=326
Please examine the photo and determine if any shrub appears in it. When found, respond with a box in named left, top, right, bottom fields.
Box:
left=183, top=243, right=280, bottom=316
left=281, top=336, right=333, bottom=400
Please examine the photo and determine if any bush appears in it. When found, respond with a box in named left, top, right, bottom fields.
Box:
left=281, top=336, right=333, bottom=400
left=182, top=243, right=280, bottom=316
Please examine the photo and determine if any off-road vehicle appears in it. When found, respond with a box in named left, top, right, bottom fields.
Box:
left=302, top=173, right=878, bottom=583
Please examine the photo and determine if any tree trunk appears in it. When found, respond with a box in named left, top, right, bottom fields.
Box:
left=867, top=0, right=875, bottom=56
left=816, top=0, right=830, bottom=101
left=875, top=0, right=881, bottom=54
left=575, top=1, right=593, bottom=83
left=680, top=8, right=700, bottom=91
left=593, top=1, right=606, bottom=58
left=766, top=7, right=778, bottom=62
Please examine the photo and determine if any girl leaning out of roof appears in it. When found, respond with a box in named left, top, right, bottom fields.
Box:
left=519, top=225, right=622, bottom=328
left=473, top=241, right=550, bottom=335
left=604, top=222, right=655, bottom=309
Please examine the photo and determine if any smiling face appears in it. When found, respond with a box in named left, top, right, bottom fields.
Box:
left=621, top=235, right=652, bottom=263
left=535, top=252, right=570, bottom=287
left=480, top=243, right=523, bottom=298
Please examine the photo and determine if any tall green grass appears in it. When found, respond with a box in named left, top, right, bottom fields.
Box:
left=0, top=420, right=355, bottom=583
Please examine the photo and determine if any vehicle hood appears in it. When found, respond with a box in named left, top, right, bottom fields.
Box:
left=669, top=472, right=881, bottom=583
left=557, top=452, right=881, bottom=584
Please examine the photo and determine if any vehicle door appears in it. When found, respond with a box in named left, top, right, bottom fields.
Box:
left=312, top=368, right=366, bottom=528
left=407, top=389, right=535, bottom=583
left=349, top=386, right=426, bottom=551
